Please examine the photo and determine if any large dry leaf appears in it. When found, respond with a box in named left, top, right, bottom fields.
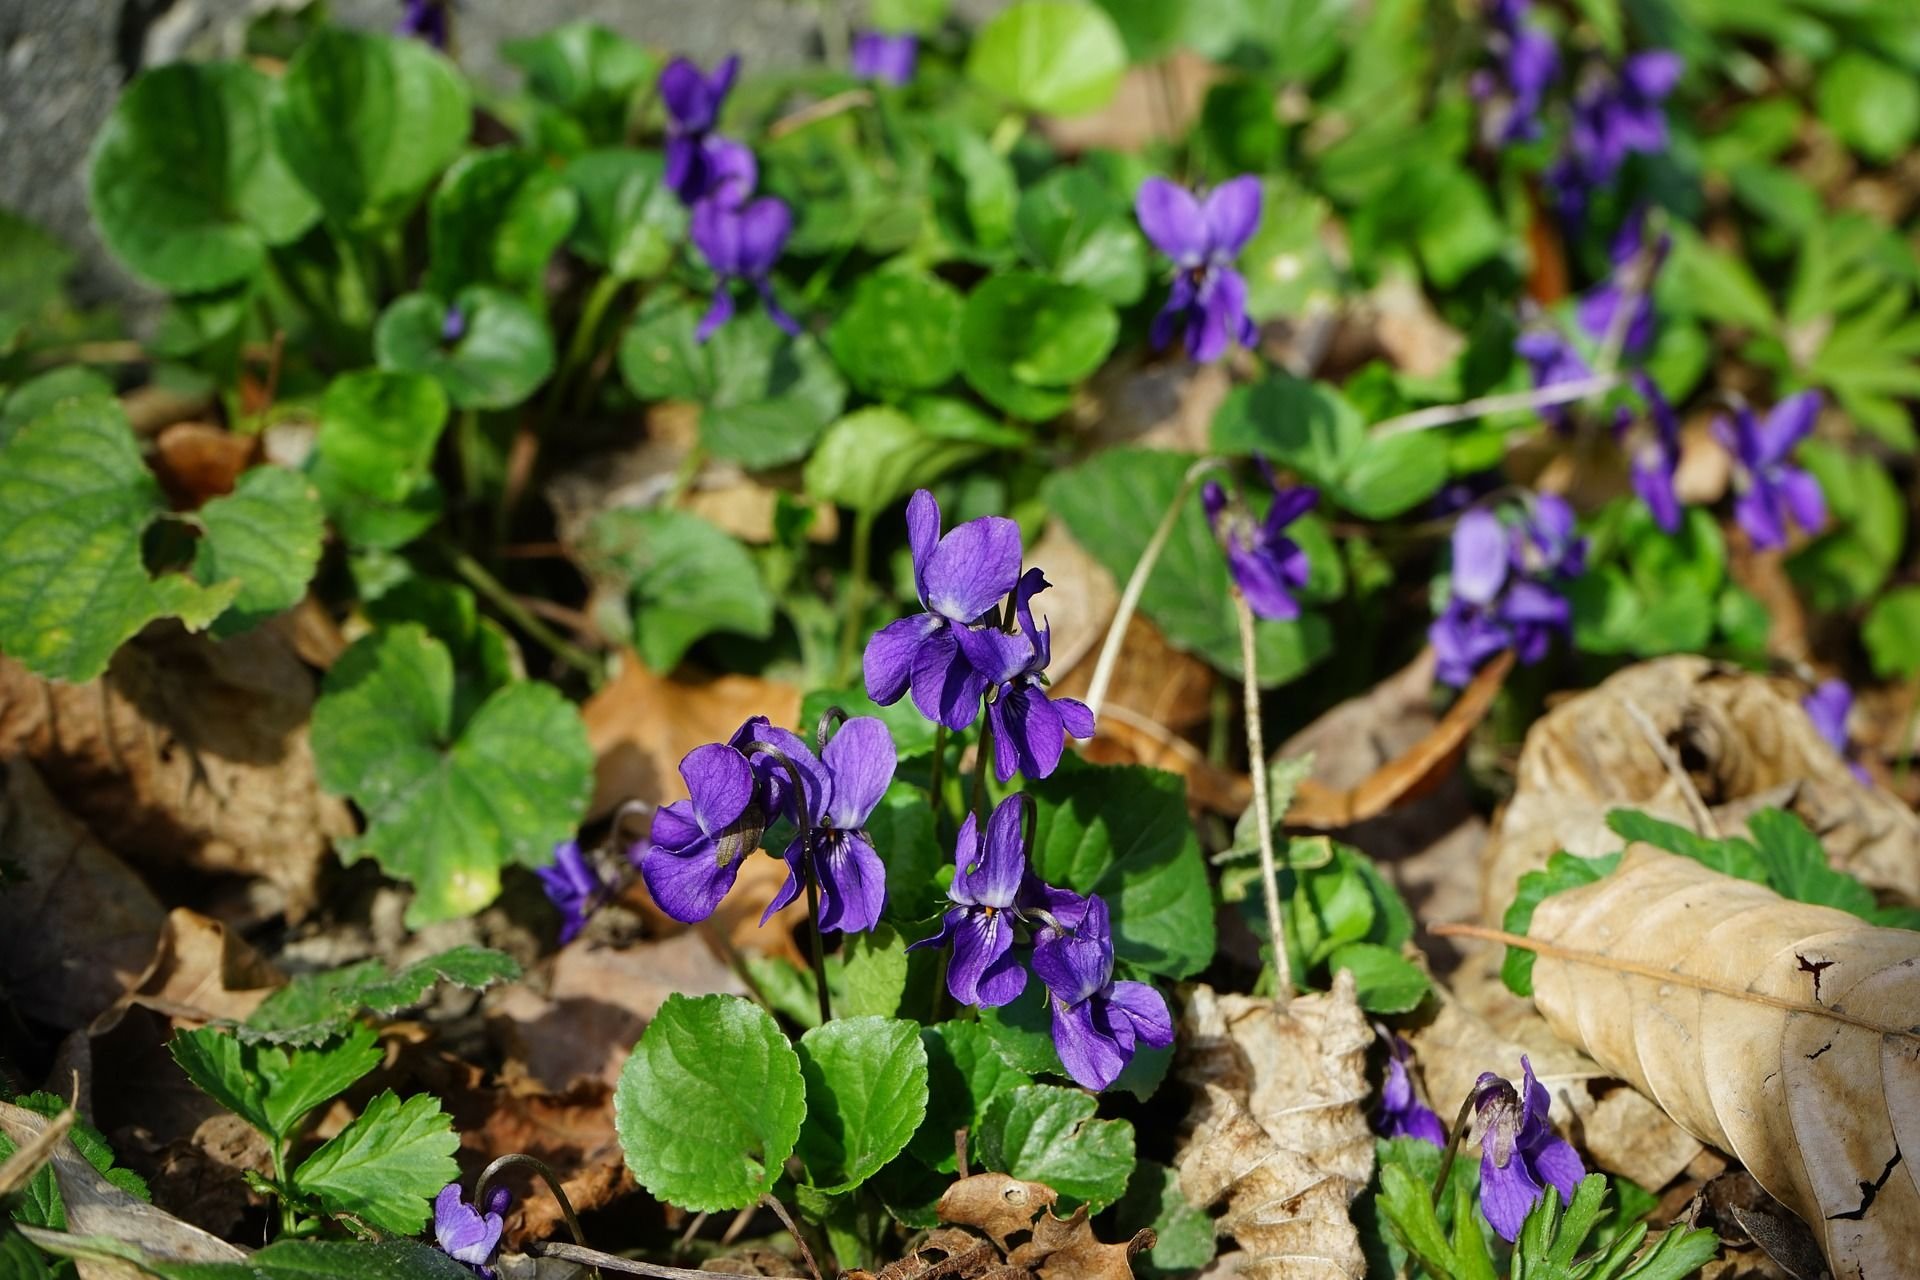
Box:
left=0, top=759, right=165, bottom=1029
left=1482, top=656, right=1920, bottom=922
left=1175, top=976, right=1373, bottom=1278
left=0, top=624, right=351, bottom=917
left=1527, top=847, right=1920, bottom=1277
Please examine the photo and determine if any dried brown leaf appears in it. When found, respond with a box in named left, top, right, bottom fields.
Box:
left=1017, top=1205, right=1154, bottom=1280
left=937, top=1172, right=1058, bottom=1248
left=1526, top=847, right=1920, bottom=1277
left=1175, top=977, right=1373, bottom=1278
left=150, top=422, right=255, bottom=508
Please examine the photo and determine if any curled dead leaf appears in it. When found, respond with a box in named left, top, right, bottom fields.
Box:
left=150, top=422, right=256, bottom=508
left=1525, top=847, right=1920, bottom=1277
left=936, top=1171, right=1058, bottom=1248
left=1012, top=1205, right=1155, bottom=1279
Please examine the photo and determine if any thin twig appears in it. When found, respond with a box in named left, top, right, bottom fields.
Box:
left=675, top=1212, right=708, bottom=1255
left=1430, top=923, right=1920, bottom=1040
left=443, top=543, right=603, bottom=683
left=760, top=1194, right=824, bottom=1280
left=1369, top=373, right=1624, bottom=439
left=476, top=1153, right=600, bottom=1280
left=1235, top=594, right=1291, bottom=999
left=1620, top=697, right=1720, bottom=837
left=525, top=1240, right=766, bottom=1280
left=767, top=87, right=873, bottom=140
left=1084, top=457, right=1227, bottom=722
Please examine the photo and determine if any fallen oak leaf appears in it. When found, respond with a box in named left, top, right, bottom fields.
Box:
left=1442, top=848, right=1920, bottom=1278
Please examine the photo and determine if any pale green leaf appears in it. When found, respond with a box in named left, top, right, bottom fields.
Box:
left=193, top=466, right=325, bottom=636
left=795, top=1017, right=929, bottom=1193
left=292, top=1091, right=458, bottom=1235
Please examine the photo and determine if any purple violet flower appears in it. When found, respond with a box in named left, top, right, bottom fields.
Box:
left=1804, top=679, right=1871, bottom=785
left=956, top=568, right=1096, bottom=784
left=1136, top=175, right=1262, bottom=363
left=1204, top=462, right=1317, bottom=621
left=661, top=55, right=741, bottom=204
left=691, top=195, right=800, bottom=342
left=1477, top=0, right=1559, bottom=145
left=433, top=1183, right=509, bottom=1272
left=396, top=0, right=451, bottom=48
left=907, top=795, right=1031, bottom=1007
left=1575, top=208, right=1667, bottom=360
left=864, top=489, right=1024, bottom=733
left=1620, top=372, right=1682, bottom=533
left=1377, top=1032, right=1447, bottom=1147
left=1714, top=391, right=1826, bottom=551
left=1471, top=1057, right=1584, bottom=1242
left=1430, top=497, right=1586, bottom=686
left=852, top=30, right=919, bottom=86
left=1550, top=50, right=1682, bottom=220
left=638, top=742, right=766, bottom=924
left=1030, top=891, right=1172, bottom=1091
left=441, top=303, right=467, bottom=345
left=536, top=840, right=605, bottom=945
left=759, top=717, right=898, bottom=934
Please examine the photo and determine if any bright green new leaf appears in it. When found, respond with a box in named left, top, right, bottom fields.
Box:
left=959, top=272, right=1118, bottom=420
left=804, top=405, right=1023, bottom=515
left=977, top=1084, right=1135, bottom=1210
left=293, top=1090, right=458, bottom=1235
left=244, top=946, right=522, bottom=1046
left=1745, top=808, right=1879, bottom=921
left=967, top=1, right=1128, bottom=118
left=1013, top=168, right=1148, bottom=306
left=1327, top=942, right=1430, bottom=1014
left=310, top=625, right=593, bottom=924
left=1863, top=585, right=1920, bottom=681
left=274, top=28, right=471, bottom=231
left=826, top=270, right=964, bottom=392
left=193, top=466, right=325, bottom=636
left=835, top=927, right=910, bottom=1019
left=375, top=287, right=556, bottom=411
left=614, top=994, right=807, bottom=1212
left=795, top=1016, right=929, bottom=1193
left=504, top=23, right=655, bottom=146
left=427, top=148, right=580, bottom=296
left=254, top=1026, right=385, bottom=1142
left=307, top=369, right=449, bottom=550
left=566, top=150, right=686, bottom=280
left=912, top=1021, right=1034, bottom=1172
left=1815, top=51, right=1920, bottom=165
left=0, top=396, right=237, bottom=682
left=88, top=61, right=317, bottom=292
left=582, top=507, right=775, bottom=672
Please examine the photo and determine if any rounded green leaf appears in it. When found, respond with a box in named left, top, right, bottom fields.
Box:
left=312, top=369, right=450, bottom=504
left=826, top=270, right=963, bottom=393
left=1014, top=168, right=1147, bottom=306
left=1332, top=430, right=1448, bottom=519
left=503, top=22, right=655, bottom=146
left=959, top=272, right=1118, bottom=420
left=1327, top=941, right=1432, bottom=1014
left=795, top=1017, right=929, bottom=1193
left=967, top=1, right=1128, bottom=117
left=615, top=994, right=806, bottom=1212
left=193, top=466, right=326, bottom=636
left=1815, top=51, right=1919, bottom=165
left=427, top=148, right=579, bottom=295
left=375, top=287, right=555, bottom=410
left=582, top=507, right=775, bottom=672
left=804, top=404, right=1023, bottom=515
left=566, top=149, right=686, bottom=280
left=977, top=1084, right=1135, bottom=1209
left=88, top=61, right=318, bottom=292
left=912, top=1021, right=1033, bottom=1172
left=1864, top=586, right=1920, bottom=681
left=274, top=27, right=471, bottom=231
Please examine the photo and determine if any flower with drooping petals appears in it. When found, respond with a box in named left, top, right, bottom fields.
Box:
left=1618, top=372, right=1682, bottom=533
left=759, top=717, right=898, bottom=934
left=852, top=30, right=918, bottom=86
left=661, top=55, right=741, bottom=204
left=1471, top=1057, right=1584, bottom=1241
left=956, top=569, right=1095, bottom=784
left=690, top=195, right=800, bottom=342
left=1376, top=1031, right=1447, bottom=1146
left=1137, top=175, right=1263, bottom=363
left=1029, top=891, right=1172, bottom=1091
left=1715, top=391, right=1825, bottom=551
left=433, top=1183, right=509, bottom=1273
left=1204, top=461, right=1317, bottom=622
left=536, top=840, right=605, bottom=944
left=907, top=795, right=1031, bottom=1007
left=638, top=741, right=766, bottom=923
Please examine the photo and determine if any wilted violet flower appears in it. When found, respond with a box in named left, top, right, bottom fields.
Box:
left=638, top=742, right=765, bottom=924
left=536, top=840, right=605, bottom=944
left=1137, top=175, right=1262, bottom=363
left=691, top=195, right=800, bottom=342
left=433, top=1183, right=509, bottom=1272
left=1030, top=892, right=1172, bottom=1091
left=1471, top=1057, right=1584, bottom=1242
left=1715, top=391, right=1825, bottom=551
left=864, top=489, right=1023, bottom=733
left=661, top=55, right=741, bottom=204
left=957, top=569, right=1095, bottom=784
left=1376, top=1032, right=1447, bottom=1146
left=907, top=795, right=1031, bottom=1007
left=1430, top=497, right=1586, bottom=686
left=1804, top=679, right=1870, bottom=785
left=1475, top=0, right=1559, bottom=144
left=852, top=30, right=918, bottom=86
left=1550, top=51, right=1682, bottom=219
left=760, top=717, right=898, bottom=933
left=396, top=0, right=450, bottom=48
left=1204, top=462, right=1317, bottom=621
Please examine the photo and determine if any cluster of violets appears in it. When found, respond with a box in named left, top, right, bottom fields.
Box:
left=1429, top=495, right=1586, bottom=687
left=1375, top=1039, right=1586, bottom=1244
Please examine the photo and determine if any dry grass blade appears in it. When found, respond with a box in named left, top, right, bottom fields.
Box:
left=0, top=1105, right=74, bottom=1197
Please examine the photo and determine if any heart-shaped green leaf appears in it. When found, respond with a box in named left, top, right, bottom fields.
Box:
left=1014, top=168, right=1148, bottom=305
left=977, top=1084, right=1134, bottom=1209
left=967, top=1, right=1128, bottom=118
left=959, top=272, right=1118, bottom=420
left=565, top=149, right=687, bottom=280
left=193, top=465, right=326, bottom=636
left=308, top=369, right=449, bottom=550
left=582, top=507, right=775, bottom=672
left=504, top=22, right=656, bottom=147
left=796, top=1017, right=929, bottom=1193
left=826, top=269, right=964, bottom=393
left=375, top=287, right=556, bottom=410
left=427, top=148, right=579, bottom=296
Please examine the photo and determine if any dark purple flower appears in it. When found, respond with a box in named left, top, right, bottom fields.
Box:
left=1619, top=373, right=1682, bottom=533
left=1429, top=497, right=1586, bottom=686
left=1575, top=209, right=1667, bottom=359
left=957, top=569, right=1095, bottom=784
left=396, top=0, right=451, bottom=48
left=433, top=1183, right=507, bottom=1270
left=1137, top=176, right=1262, bottom=363
left=1714, top=392, right=1825, bottom=551
left=852, top=30, right=918, bottom=86
left=864, top=489, right=1024, bottom=733
left=1804, top=679, right=1871, bottom=785
left=536, top=840, right=605, bottom=945
left=638, top=742, right=764, bottom=924
left=760, top=717, right=897, bottom=934
left=1471, top=1057, right=1584, bottom=1242
left=1204, top=463, right=1317, bottom=622
left=441, top=303, right=467, bottom=345
left=1515, top=329, right=1591, bottom=432
left=1477, top=0, right=1559, bottom=145
left=907, top=795, right=1030, bottom=1007
left=1551, top=50, right=1682, bottom=219
left=691, top=195, right=799, bottom=342
left=662, top=55, right=741, bottom=204
left=1030, top=892, right=1171, bottom=1091
left=1376, top=1032, right=1446, bottom=1146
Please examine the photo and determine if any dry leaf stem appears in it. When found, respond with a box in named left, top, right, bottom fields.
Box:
left=1620, top=696, right=1720, bottom=836
left=1236, top=594, right=1291, bottom=998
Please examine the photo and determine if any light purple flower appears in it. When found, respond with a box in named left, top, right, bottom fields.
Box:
left=662, top=55, right=741, bottom=204
left=638, top=742, right=765, bottom=924
left=852, top=30, right=918, bottom=86
left=760, top=717, right=897, bottom=934
left=956, top=569, right=1095, bottom=784
left=1030, top=892, right=1171, bottom=1091
left=1137, top=176, right=1262, bottom=363
left=1714, top=391, right=1825, bottom=551
left=1515, top=329, right=1590, bottom=433
left=864, top=489, right=1024, bottom=733
left=691, top=195, right=800, bottom=342
left=1430, top=497, right=1586, bottom=686
left=1376, top=1032, right=1447, bottom=1147
left=907, top=795, right=1031, bottom=1007
left=433, top=1183, right=508, bottom=1271
left=396, top=0, right=450, bottom=48
left=1204, top=462, right=1317, bottom=621
left=1804, top=679, right=1871, bottom=785
left=1471, top=1057, right=1584, bottom=1242
left=536, top=840, right=605, bottom=945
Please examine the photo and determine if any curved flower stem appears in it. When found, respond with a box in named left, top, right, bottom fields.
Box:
left=1430, top=1092, right=1481, bottom=1213
left=741, top=740, right=832, bottom=1024
left=835, top=507, right=877, bottom=687
left=474, top=1152, right=600, bottom=1280
left=759, top=1193, right=824, bottom=1280
left=969, top=709, right=994, bottom=827
left=814, top=704, right=849, bottom=752
left=1084, top=456, right=1228, bottom=723
left=1235, top=593, right=1290, bottom=1001
left=927, top=723, right=948, bottom=818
